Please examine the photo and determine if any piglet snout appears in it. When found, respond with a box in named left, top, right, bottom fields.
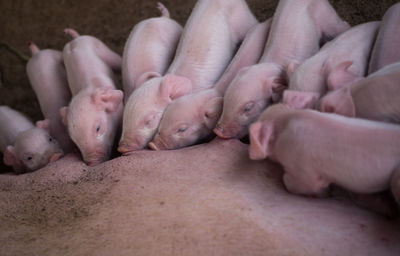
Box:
left=213, top=124, right=232, bottom=139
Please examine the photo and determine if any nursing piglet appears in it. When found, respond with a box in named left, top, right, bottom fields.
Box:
left=368, top=3, right=400, bottom=73
left=283, top=21, right=379, bottom=110
left=319, top=61, right=400, bottom=123
left=26, top=42, right=75, bottom=153
left=61, top=29, right=123, bottom=166
left=214, top=0, right=349, bottom=139
left=122, top=2, right=182, bottom=98
left=118, top=0, right=258, bottom=153
left=148, top=20, right=272, bottom=150
left=249, top=104, right=400, bottom=197
left=0, top=106, right=63, bottom=173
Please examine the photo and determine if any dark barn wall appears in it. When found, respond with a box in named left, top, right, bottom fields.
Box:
left=0, top=0, right=397, bottom=171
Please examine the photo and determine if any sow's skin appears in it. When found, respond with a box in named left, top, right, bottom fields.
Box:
left=149, top=20, right=272, bottom=150
left=319, top=61, right=400, bottom=123
left=249, top=103, right=400, bottom=197
left=118, top=0, right=258, bottom=153
left=61, top=29, right=123, bottom=166
left=282, top=21, right=379, bottom=110
left=214, top=0, right=350, bottom=139
left=26, top=42, right=75, bottom=153
left=369, top=2, right=400, bottom=74
left=0, top=106, right=63, bottom=173
left=122, top=2, right=182, bottom=99
left=1, top=139, right=400, bottom=255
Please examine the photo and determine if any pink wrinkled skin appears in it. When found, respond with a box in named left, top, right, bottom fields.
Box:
left=319, top=61, right=400, bottom=123
left=283, top=21, right=379, bottom=110
left=122, top=2, right=182, bottom=99
left=0, top=106, right=63, bottom=173
left=214, top=0, right=350, bottom=139
left=119, top=0, right=258, bottom=153
left=26, top=42, right=76, bottom=153
left=1, top=138, right=400, bottom=254
left=61, top=29, right=123, bottom=166
left=149, top=20, right=272, bottom=150
left=368, top=2, right=400, bottom=74
left=249, top=104, right=400, bottom=197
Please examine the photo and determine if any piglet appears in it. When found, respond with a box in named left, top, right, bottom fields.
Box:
left=118, top=0, right=258, bottom=153
left=148, top=19, right=272, bottom=150
left=26, top=42, right=75, bottom=153
left=319, top=61, right=400, bottom=123
left=282, top=21, right=379, bottom=110
left=249, top=104, right=400, bottom=197
left=368, top=3, right=400, bottom=74
left=214, top=0, right=349, bottom=139
left=60, top=29, right=123, bottom=166
left=0, top=106, right=63, bottom=173
left=122, top=2, right=182, bottom=98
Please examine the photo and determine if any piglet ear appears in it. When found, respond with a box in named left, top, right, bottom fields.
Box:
left=286, top=60, right=300, bottom=79
left=203, top=97, right=223, bottom=129
left=326, top=61, right=359, bottom=90
left=136, top=71, right=161, bottom=87
left=92, top=88, right=124, bottom=113
left=269, top=77, right=288, bottom=103
left=319, top=87, right=356, bottom=117
left=36, top=119, right=51, bottom=132
left=160, top=74, right=193, bottom=101
left=249, top=122, right=274, bottom=160
left=283, top=90, right=320, bottom=110
left=59, top=107, right=68, bottom=126
left=3, top=145, right=23, bottom=172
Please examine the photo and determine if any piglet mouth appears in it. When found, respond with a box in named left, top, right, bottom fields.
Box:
left=84, top=151, right=107, bottom=166
left=213, top=124, right=235, bottom=139
left=148, top=138, right=168, bottom=151
left=49, top=153, right=64, bottom=163
left=118, top=139, right=145, bottom=155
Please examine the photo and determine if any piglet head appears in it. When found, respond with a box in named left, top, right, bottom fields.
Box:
left=3, top=126, right=64, bottom=173
left=118, top=74, right=192, bottom=154
left=318, top=87, right=356, bottom=117
left=148, top=89, right=223, bottom=150
left=61, top=87, right=123, bottom=166
left=214, top=63, right=285, bottom=139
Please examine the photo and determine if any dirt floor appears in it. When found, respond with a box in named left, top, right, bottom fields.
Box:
left=0, top=0, right=398, bottom=173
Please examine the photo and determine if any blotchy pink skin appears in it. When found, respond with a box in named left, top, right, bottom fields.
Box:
left=61, top=29, right=123, bottom=166
left=319, top=61, right=400, bottom=123
left=0, top=106, right=63, bottom=173
left=283, top=21, right=379, bottom=110
left=149, top=20, right=272, bottom=150
left=214, top=0, right=349, bottom=139
left=122, top=2, right=182, bottom=99
left=26, top=42, right=75, bottom=153
left=249, top=104, right=400, bottom=197
left=119, top=0, right=258, bottom=153
left=368, top=3, right=400, bottom=74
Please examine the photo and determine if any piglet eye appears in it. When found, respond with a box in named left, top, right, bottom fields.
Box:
left=27, top=156, right=33, bottom=161
left=244, top=102, right=254, bottom=112
left=177, top=127, right=187, bottom=133
left=49, top=137, right=53, bottom=142
left=96, top=125, right=101, bottom=132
